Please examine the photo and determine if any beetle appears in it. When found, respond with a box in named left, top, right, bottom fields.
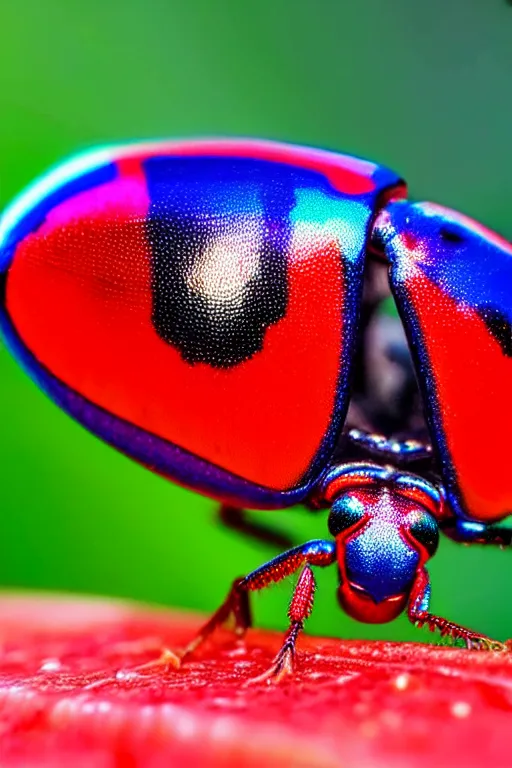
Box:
left=0, top=138, right=511, bottom=682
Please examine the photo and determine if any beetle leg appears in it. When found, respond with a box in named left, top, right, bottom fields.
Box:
left=181, top=539, right=336, bottom=678
left=408, top=566, right=507, bottom=651
left=442, top=519, right=512, bottom=547
left=218, top=504, right=294, bottom=549
left=246, top=565, right=317, bottom=685
left=127, top=540, right=335, bottom=679
left=118, top=577, right=252, bottom=680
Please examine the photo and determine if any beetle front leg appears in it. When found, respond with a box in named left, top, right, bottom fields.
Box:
left=247, top=564, right=317, bottom=684
left=126, top=540, right=335, bottom=680
left=118, top=577, right=252, bottom=679
left=181, top=539, right=336, bottom=680
left=408, top=567, right=506, bottom=651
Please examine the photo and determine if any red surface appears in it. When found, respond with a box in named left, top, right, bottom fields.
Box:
left=406, top=273, right=512, bottom=522
left=0, top=595, right=511, bottom=767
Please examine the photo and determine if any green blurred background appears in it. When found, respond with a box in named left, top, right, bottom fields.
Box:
left=0, top=0, right=511, bottom=644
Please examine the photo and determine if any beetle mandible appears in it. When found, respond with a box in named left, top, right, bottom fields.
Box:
left=0, top=139, right=511, bottom=682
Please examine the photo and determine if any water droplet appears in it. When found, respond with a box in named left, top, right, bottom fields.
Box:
left=39, top=658, right=62, bottom=672
left=115, top=669, right=139, bottom=682
left=335, top=673, right=356, bottom=685
left=393, top=673, right=410, bottom=691
left=451, top=701, right=471, bottom=718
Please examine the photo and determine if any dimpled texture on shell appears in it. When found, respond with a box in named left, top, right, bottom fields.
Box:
left=0, top=140, right=402, bottom=506
left=383, top=201, right=512, bottom=523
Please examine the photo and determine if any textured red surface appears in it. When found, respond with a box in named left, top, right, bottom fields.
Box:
left=0, top=595, right=510, bottom=767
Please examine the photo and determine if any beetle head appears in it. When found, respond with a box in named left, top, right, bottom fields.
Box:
left=328, top=485, right=439, bottom=623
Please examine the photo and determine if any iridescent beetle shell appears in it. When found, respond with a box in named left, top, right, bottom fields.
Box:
left=377, top=201, right=512, bottom=523
left=0, top=139, right=402, bottom=507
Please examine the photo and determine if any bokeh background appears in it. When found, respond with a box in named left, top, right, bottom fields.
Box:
left=0, top=0, right=511, bottom=644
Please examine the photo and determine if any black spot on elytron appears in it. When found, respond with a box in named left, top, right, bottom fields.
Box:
left=147, top=213, right=288, bottom=368
left=477, top=304, right=512, bottom=357
left=439, top=226, right=465, bottom=245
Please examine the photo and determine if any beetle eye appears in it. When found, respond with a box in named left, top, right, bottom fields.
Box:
left=408, top=511, right=439, bottom=556
left=328, top=495, right=366, bottom=537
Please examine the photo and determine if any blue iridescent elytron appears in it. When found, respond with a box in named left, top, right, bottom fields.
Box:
left=0, top=138, right=511, bottom=682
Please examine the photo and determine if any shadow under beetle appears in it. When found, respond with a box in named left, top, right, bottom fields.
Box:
left=0, top=138, right=511, bottom=682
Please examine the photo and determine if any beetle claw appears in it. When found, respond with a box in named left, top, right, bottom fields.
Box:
left=124, top=647, right=183, bottom=677
left=466, top=636, right=507, bottom=652
left=244, top=646, right=295, bottom=686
